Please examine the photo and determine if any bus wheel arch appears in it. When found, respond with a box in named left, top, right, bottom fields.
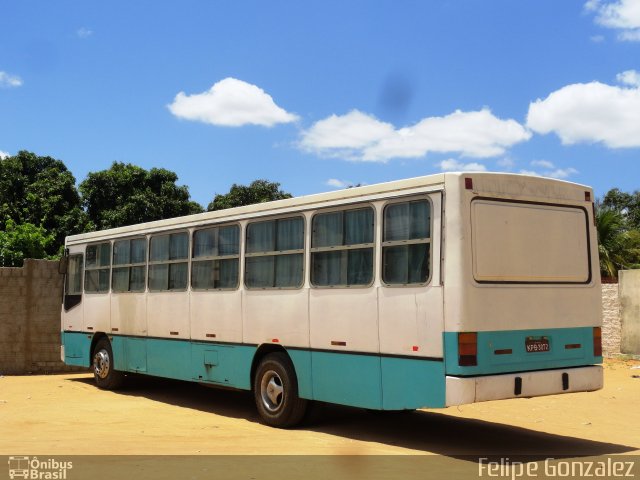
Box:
left=251, top=346, right=307, bottom=428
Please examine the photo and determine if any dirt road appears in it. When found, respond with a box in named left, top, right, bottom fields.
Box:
left=0, top=358, right=638, bottom=457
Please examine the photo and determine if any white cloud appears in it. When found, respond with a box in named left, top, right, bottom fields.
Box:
left=300, top=108, right=531, bottom=162
left=168, top=77, right=299, bottom=127
left=590, top=34, right=606, bottom=42
left=0, top=150, right=10, bottom=159
left=0, top=71, right=22, bottom=88
left=526, top=77, right=640, bottom=148
left=438, top=158, right=487, bottom=172
left=586, top=0, right=640, bottom=41
left=326, top=178, right=351, bottom=189
left=531, top=159, right=555, bottom=169
left=547, top=167, right=579, bottom=179
left=496, top=157, right=515, bottom=169
left=77, top=27, right=93, bottom=38
left=617, top=69, right=640, bottom=86
left=519, top=161, right=578, bottom=179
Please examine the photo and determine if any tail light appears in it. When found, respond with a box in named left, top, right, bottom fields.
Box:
left=593, top=327, right=602, bottom=357
left=458, top=332, right=478, bottom=366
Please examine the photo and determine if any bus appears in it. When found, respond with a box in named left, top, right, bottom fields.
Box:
left=60, top=172, right=603, bottom=427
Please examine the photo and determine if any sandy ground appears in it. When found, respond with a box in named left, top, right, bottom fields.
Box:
left=0, top=358, right=638, bottom=457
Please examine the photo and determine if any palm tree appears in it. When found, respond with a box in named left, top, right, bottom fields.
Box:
left=595, top=203, right=640, bottom=278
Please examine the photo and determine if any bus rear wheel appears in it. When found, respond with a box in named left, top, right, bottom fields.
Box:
left=93, top=337, right=124, bottom=390
left=253, top=353, right=307, bottom=428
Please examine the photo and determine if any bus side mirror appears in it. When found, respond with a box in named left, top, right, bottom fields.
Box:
left=58, top=255, right=69, bottom=275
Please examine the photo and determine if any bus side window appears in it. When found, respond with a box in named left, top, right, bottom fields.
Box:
left=310, top=206, right=375, bottom=287
left=64, top=254, right=84, bottom=310
left=85, top=243, right=111, bottom=293
left=148, top=232, right=189, bottom=291
left=112, top=238, right=147, bottom=292
left=382, top=199, right=431, bottom=285
left=245, top=217, right=304, bottom=289
left=192, top=224, right=240, bottom=290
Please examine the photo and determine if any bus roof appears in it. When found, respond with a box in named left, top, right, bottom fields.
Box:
left=65, top=172, right=589, bottom=245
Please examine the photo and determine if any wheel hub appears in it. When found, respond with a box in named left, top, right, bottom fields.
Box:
left=93, top=349, right=110, bottom=379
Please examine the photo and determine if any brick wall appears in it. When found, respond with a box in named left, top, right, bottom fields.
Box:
left=0, top=259, right=84, bottom=374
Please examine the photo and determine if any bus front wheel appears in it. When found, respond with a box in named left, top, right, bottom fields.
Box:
left=253, top=353, right=307, bottom=428
left=92, top=337, right=124, bottom=390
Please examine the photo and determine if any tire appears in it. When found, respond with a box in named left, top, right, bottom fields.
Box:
left=253, top=352, right=307, bottom=428
left=92, top=337, right=124, bottom=390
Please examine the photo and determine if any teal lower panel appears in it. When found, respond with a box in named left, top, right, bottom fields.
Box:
left=444, top=327, right=602, bottom=376
left=311, top=351, right=382, bottom=409
left=62, top=331, right=91, bottom=367
left=289, top=349, right=313, bottom=400
left=146, top=338, right=191, bottom=380
left=190, top=343, right=255, bottom=389
left=381, top=357, right=446, bottom=409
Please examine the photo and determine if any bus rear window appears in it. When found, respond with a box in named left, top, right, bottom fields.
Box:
left=471, top=199, right=590, bottom=284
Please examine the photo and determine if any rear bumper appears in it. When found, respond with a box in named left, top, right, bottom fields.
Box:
left=445, top=365, right=603, bottom=406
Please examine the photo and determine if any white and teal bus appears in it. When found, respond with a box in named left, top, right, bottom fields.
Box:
left=60, top=172, right=603, bottom=427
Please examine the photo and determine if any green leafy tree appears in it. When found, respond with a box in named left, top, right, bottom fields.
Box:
left=595, top=203, right=640, bottom=278
left=602, top=188, right=640, bottom=230
left=79, top=162, right=203, bottom=230
left=207, top=179, right=292, bottom=211
left=0, top=219, right=55, bottom=267
left=0, top=151, right=88, bottom=257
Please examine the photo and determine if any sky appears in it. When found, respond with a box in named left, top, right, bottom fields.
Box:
left=1, top=0, right=639, bottom=207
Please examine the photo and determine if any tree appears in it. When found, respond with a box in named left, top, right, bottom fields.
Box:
left=79, top=162, right=204, bottom=230
left=0, top=151, right=88, bottom=257
left=0, top=219, right=54, bottom=267
left=207, top=179, right=292, bottom=211
left=602, top=188, right=640, bottom=230
left=595, top=203, right=640, bottom=278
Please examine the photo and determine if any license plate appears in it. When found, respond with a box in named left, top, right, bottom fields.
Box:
left=525, top=337, right=550, bottom=353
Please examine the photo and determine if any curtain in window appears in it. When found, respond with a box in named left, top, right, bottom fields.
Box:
left=311, top=251, right=341, bottom=286
left=130, top=266, right=146, bottom=291
left=112, top=267, right=129, bottom=292
left=247, top=222, right=275, bottom=253
left=170, top=233, right=188, bottom=260
left=149, top=264, right=168, bottom=290
left=150, top=236, right=170, bottom=261
left=218, top=226, right=239, bottom=256
left=275, top=254, right=303, bottom=287
left=131, top=239, right=147, bottom=263
left=313, top=212, right=342, bottom=248
left=277, top=218, right=303, bottom=251
left=194, top=229, right=216, bottom=257
left=246, top=256, right=275, bottom=288
left=345, top=209, right=373, bottom=245
left=169, top=263, right=188, bottom=289
left=113, top=241, right=130, bottom=265
left=218, top=258, right=239, bottom=288
left=347, top=249, right=373, bottom=285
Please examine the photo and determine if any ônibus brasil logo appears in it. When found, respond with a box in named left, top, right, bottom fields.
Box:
left=7, top=457, right=73, bottom=479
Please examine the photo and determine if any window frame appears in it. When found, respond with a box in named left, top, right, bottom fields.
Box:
left=111, top=236, right=148, bottom=293
left=64, top=253, right=84, bottom=310
left=380, top=196, right=433, bottom=288
left=84, top=242, right=112, bottom=294
left=309, top=203, right=376, bottom=289
left=244, top=214, right=305, bottom=290
left=191, top=222, right=241, bottom=291
left=147, top=230, right=190, bottom=292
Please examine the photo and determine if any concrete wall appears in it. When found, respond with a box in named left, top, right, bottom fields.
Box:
left=620, top=270, right=640, bottom=355
left=601, top=283, right=622, bottom=356
left=0, top=259, right=84, bottom=374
